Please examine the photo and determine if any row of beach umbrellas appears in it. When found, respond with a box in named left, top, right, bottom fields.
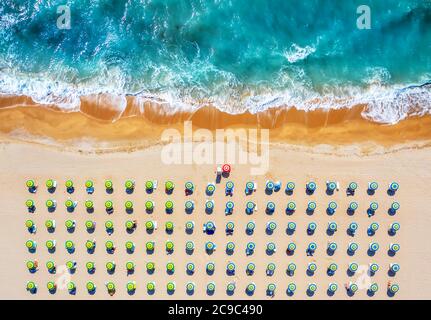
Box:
left=25, top=280, right=400, bottom=296
left=26, top=179, right=400, bottom=196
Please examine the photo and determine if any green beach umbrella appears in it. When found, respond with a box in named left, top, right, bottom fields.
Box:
left=246, top=263, right=256, bottom=273
left=205, top=241, right=215, bottom=252
left=26, top=179, right=35, bottom=188
left=287, top=283, right=296, bottom=293
left=105, top=200, right=113, bottom=209
left=226, top=181, right=234, bottom=190
left=166, top=240, right=174, bottom=252
left=26, top=281, right=36, bottom=291
left=145, top=220, right=155, bottom=230
left=46, top=179, right=55, bottom=189
left=127, top=261, right=136, bottom=271
left=267, top=221, right=277, bottom=231
left=186, top=262, right=195, bottom=273
left=287, top=263, right=296, bottom=273
left=370, top=263, right=379, bottom=273
left=205, top=200, right=214, bottom=210
left=106, top=262, right=116, bottom=272
left=45, top=240, right=55, bottom=250
left=65, top=199, right=75, bottom=209
left=26, top=240, right=36, bottom=250
left=85, top=220, right=95, bottom=230
left=308, top=222, right=317, bottom=232
left=207, top=282, right=216, bottom=293
left=226, top=242, right=235, bottom=252
left=104, top=180, right=113, bottom=189
left=65, top=240, right=74, bottom=250
left=246, top=221, right=256, bottom=231
left=125, top=180, right=134, bottom=189
left=308, top=283, right=317, bottom=293
left=266, top=180, right=274, bottom=190
left=308, top=242, right=317, bottom=252
left=25, top=199, right=34, bottom=209
left=145, top=180, right=154, bottom=190
left=390, top=222, right=400, bottom=232
left=390, top=243, right=400, bottom=253
left=105, top=220, right=114, bottom=230
left=46, top=260, right=55, bottom=271
left=125, top=241, right=135, bottom=251
left=45, top=199, right=56, bottom=209
left=126, top=281, right=136, bottom=292
left=85, top=200, right=94, bottom=209
left=328, top=201, right=337, bottom=210
left=246, top=283, right=256, bottom=293
left=268, top=284, right=277, bottom=294
left=165, top=180, right=174, bottom=191
left=125, top=220, right=135, bottom=230
left=308, top=263, right=317, bottom=273
left=85, top=180, right=93, bottom=188
left=105, top=240, right=114, bottom=250
left=47, top=281, right=56, bottom=292
left=147, top=282, right=155, bottom=292
left=86, top=261, right=95, bottom=271
left=226, top=221, right=234, bottom=232
left=167, top=282, right=176, bottom=292
left=146, top=241, right=154, bottom=251
left=66, top=261, right=76, bottom=270
left=86, top=281, right=96, bottom=292
left=165, top=221, right=174, bottom=231
left=246, top=181, right=254, bottom=191
left=328, top=222, right=337, bottom=232
left=328, top=263, right=338, bottom=272
left=125, top=200, right=133, bottom=209
left=67, top=282, right=76, bottom=292
left=25, top=219, right=35, bottom=229
left=307, top=201, right=316, bottom=211
left=207, top=262, right=215, bottom=272
left=65, top=180, right=73, bottom=188
left=287, top=201, right=296, bottom=211
left=86, top=240, right=95, bottom=250
left=165, top=200, right=174, bottom=210
left=349, top=222, right=358, bottom=232
left=266, top=242, right=276, bottom=252
left=187, top=282, right=195, bottom=292
left=267, top=263, right=276, bottom=272
left=390, top=263, right=400, bottom=273
left=65, top=220, right=74, bottom=229
left=185, top=221, right=194, bottom=231
left=206, top=183, right=216, bottom=194
left=389, top=182, right=399, bottom=192
left=26, top=260, right=35, bottom=270
left=348, top=262, right=359, bottom=273
left=185, top=200, right=194, bottom=210
left=106, top=282, right=116, bottom=292
left=226, top=262, right=235, bottom=273
left=370, top=222, right=379, bottom=232
left=186, top=241, right=195, bottom=251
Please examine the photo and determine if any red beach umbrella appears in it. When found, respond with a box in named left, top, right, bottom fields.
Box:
left=222, top=164, right=231, bottom=173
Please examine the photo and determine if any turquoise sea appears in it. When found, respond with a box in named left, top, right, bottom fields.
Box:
left=0, top=0, right=431, bottom=123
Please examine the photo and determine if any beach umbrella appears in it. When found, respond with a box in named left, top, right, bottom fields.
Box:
left=327, top=201, right=337, bottom=213
left=205, top=221, right=216, bottom=233
left=65, top=179, right=73, bottom=189
left=167, top=282, right=176, bottom=293
left=328, top=222, right=338, bottom=232
left=45, top=199, right=56, bottom=210
left=105, top=240, right=114, bottom=251
left=186, top=282, right=195, bottom=293
left=165, top=200, right=174, bottom=211
left=46, top=179, right=56, bottom=190
left=348, top=242, right=359, bottom=253
left=25, top=219, right=35, bottom=229
left=369, top=242, right=380, bottom=252
left=287, top=263, right=296, bottom=274
left=166, top=241, right=174, bottom=252
left=46, top=261, right=55, bottom=272
left=106, top=262, right=116, bottom=272
left=85, top=200, right=94, bottom=210
left=86, top=281, right=96, bottom=292
left=207, top=282, right=216, bottom=293
left=308, top=263, right=317, bottom=273
left=185, top=221, right=194, bottom=232
left=85, top=220, right=95, bottom=230
left=225, top=201, right=234, bottom=212
left=225, top=181, right=234, bottom=194
left=125, top=180, right=134, bottom=190
left=266, top=263, right=276, bottom=275
left=245, top=181, right=254, bottom=193
left=66, top=261, right=76, bottom=271
left=287, top=283, right=296, bottom=294
left=286, top=182, right=295, bottom=192
left=328, top=283, right=338, bottom=293
left=146, top=241, right=155, bottom=251
left=349, top=283, right=358, bottom=293
left=368, top=182, right=378, bottom=191
left=390, top=263, right=400, bottom=273
left=246, top=221, right=256, bottom=232
left=348, top=182, right=358, bottom=192
left=26, top=239, right=36, bottom=251
left=307, top=201, right=317, bottom=212
left=389, top=182, right=399, bottom=193
left=65, top=199, right=76, bottom=210
left=26, top=179, right=36, bottom=190
left=206, top=183, right=216, bottom=195
left=266, top=201, right=276, bottom=213
left=184, top=200, right=194, bottom=212
left=226, top=221, right=235, bottom=233
left=390, top=222, right=400, bottom=233
left=25, top=199, right=35, bottom=210
left=166, top=262, right=175, bottom=273
left=287, top=201, right=296, bottom=212
left=369, top=222, right=379, bottom=233
left=348, top=262, right=359, bottom=273
left=266, top=242, right=276, bottom=253
left=125, top=241, right=135, bottom=252
left=45, top=240, right=56, bottom=251
left=67, top=282, right=76, bottom=293
left=65, top=240, right=74, bottom=251
left=327, top=181, right=337, bottom=192
left=226, top=262, right=235, bottom=274
left=104, top=180, right=113, bottom=190
left=47, top=281, right=56, bottom=292
left=145, top=180, right=154, bottom=191
left=267, top=283, right=276, bottom=294
left=390, top=202, right=400, bottom=212
left=226, top=242, right=235, bottom=253
left=127, top=261, right=136, bottom=272
left=307, top=222, right=317, bottom=233
left=369, top=202, right=378, bottom=211
left=222, top=164, right=231, bottom=173
left=145, top=262, right=154, bottom=272
left=369, top=263, right=379, bottom=273
left=145, top=201, right=155, bottom=212
left=147, top=282, right=155, bottom=292
left=246, top=283, right=256, bottom=294
left=126, top=281, right=136, bottom=293
left=205, top=200, right=214, bottom=212
left=328, top=242, right=337, bottom=252
left=26, top=281, right=37, bottom=292
left=227, top=283, right=236, bottom=293
left=205, top=241, right=215, bottom=253
left=348, top=202, right=358, bottom=212
left=308, top=283, right=317, bottom=293
left=306, top=182, right=317, bottom=193
left=125, top=200, right=133, bottom=210
left=207, top=262, right=215, bottom=273
left=26, top=260, right=36, bottom=271
left=85, top=180, right=94, bottom=192
left=65, top=219, right=74, bottom=230
left=125, top=220, right=135, bottom=230
left=186, top=263, right=195, bottom=274
left=266, top=181, right=274, bottom=191
left=390, top=243, right=400, bottom=253
left=287, top=242, right=296, bottom=253
left=369, top=283, right=379, bottom=293
left=106, top=282, right=116, bottom=293
left=165, top=221, right=174, bottom=232
left=308, top=242, right=317, bottom=252
left=267, top=221, right=277, bottom=232
left=328, top=263, right=338, bottom=273
left=185, top=181, right=194, bottom=193
left=105, top=200, right=113, bottom=210
left=287, top=222, right=296, bottom=232
left=186, top=241, right=195, bottom=252
left=246, top=201, right=256, bottom=214
left=165, top=180, right=174, bottom=192
left=348, top=222, right=358, bottom=234
left=86, top=261, right=95, bottom=272
left=105, top=220, right=114, bottom=230
left=246, top=242, right=255, bottom=255
left=85, top=240, right=96, bottom=250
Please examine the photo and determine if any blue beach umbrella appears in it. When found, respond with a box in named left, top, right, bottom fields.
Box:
left=306, top=182, right=317, bottom=193
left=266, top=181, right=274, bottom=191
left=307, top=201, right=317, bottom=212
left=266, top=263, right=276, bottom=276
left=266, top=201, right=275, bottom=213
left=206, top=183, right=216, bottom=195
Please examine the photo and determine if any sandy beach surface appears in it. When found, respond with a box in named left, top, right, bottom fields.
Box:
left=1, top=136, right=430, bottom=300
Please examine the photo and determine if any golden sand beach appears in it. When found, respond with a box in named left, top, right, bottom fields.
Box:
left=0, top=94, right=430, bottom=300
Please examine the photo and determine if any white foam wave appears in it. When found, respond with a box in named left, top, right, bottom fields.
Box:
left=284, top=44, right=316, bottom=63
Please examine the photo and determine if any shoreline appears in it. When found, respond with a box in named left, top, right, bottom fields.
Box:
left=1, top=94, right=431, bottom=153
